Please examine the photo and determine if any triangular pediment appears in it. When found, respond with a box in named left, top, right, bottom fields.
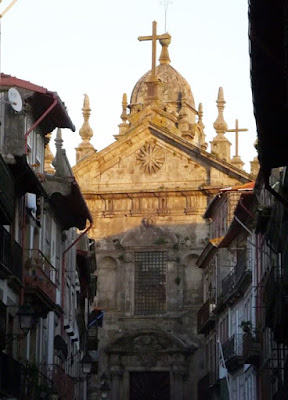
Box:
left=73, top=119, right=252, bottom=195
left=106, top=330, right=196, bottom=354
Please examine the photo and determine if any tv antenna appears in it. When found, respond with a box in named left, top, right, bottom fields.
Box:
left=160, top=0, right=173, bottom=32
left=0, top=1, right=19, bottom=82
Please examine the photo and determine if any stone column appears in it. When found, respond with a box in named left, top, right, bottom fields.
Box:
left=110, top=364, right=124, bottom=400
left=171, top=364, right=187, bottom=400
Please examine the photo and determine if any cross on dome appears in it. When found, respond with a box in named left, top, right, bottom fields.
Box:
left=138, top=21, right=171, bottom=81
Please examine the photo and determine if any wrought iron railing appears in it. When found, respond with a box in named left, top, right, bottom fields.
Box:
left=222, top=334, right=243, bottom=363
left=264, top=266, right=279, bottom=302
left=0, top=225, right=23, bottom=282
left=242, top=332, right=261, bottom=365
left=197, top=298, right=216, bottom=333
left=0, top=154, right=15, bottom=222
left=264, top=266, right=280, bottom=328
left=24, top=249, right=57, bottom=303
left=12, top=240, right=23, bottom=282
left=39, top=364, right=76, bottom=399
left=222, top=252, right=251, bottom=299
left=24, top=362, right=54, bottom=399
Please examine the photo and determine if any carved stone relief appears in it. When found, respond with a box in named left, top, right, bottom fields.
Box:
left=136, top=142, right=165, bottom=173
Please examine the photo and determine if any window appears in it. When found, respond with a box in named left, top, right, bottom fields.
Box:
left=135, top=252, right=167, bottom=315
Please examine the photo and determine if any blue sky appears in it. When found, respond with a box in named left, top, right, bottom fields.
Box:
left=1, top=0, right=256, bottom=171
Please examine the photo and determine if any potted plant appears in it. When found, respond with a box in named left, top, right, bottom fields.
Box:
left=240, top=320, right=252, bottom=334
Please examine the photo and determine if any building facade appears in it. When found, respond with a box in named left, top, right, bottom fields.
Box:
left=73, top=23, right=256, bottom=400
left=0, top=75, right=95, bottom=399
left=197, top=183, right=258, bottom=400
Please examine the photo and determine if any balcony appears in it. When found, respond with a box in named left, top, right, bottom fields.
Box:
left=0, top=352, right=24, bottom=398
left=222, top=254, right=252, bottom=305
left=0, top=154, right=15, bottom=224
left=38, top=364, right=75, bottom=399
left=222, top=334, right=243, bottom=371
left=0, top=225, right=22, bottom=285
left=242, top=332, right=261, bottom=366
left=25, top=362, right=54, bottom=400
left=197, top=298, right=216, bottom=334
left=264, top=266, right=279, bottom=329
left=24, top=249, right=59, bottom=317
left=263, top=267, right=288, bottom=343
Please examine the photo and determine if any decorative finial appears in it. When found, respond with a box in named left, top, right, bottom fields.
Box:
left=76, top=94, right=96, bottom=163
left=159, top=34, right=171, bottom=65
left=196, top=103, right=208, bottom=150
left=80, top=94, right=93, bottom=142
left=250, top=155, right=260, bottom=177
left=55, top=128, right=63, bottom=150
left=44, top=132, right=55, bottom=174
left=121, top=93, right=128, bottom=123
left=198, top=103, right=205, bottom=129
left=118, top=93, right=129, bottom=136
left=213, top=87, right=228, bottom=134
left=210, top=87, right=231, bottom=162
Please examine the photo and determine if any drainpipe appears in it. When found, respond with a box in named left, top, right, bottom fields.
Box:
left=234, top=215, right=253, bottom=236
left=238, top=196, right=257, bottom=328
left=239, top=197, right=254, bottom=219
left=61, top=220, right=93, bottom=333
left=24, top=93, right=58, bottom=154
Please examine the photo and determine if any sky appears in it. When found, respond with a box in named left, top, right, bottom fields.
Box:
left=1, top=0, right=257, bottom=172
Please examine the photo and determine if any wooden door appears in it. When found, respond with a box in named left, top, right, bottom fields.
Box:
left=130, top=371, right=170, bottom=400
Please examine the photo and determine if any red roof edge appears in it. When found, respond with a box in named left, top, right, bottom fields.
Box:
left=0, top=73, right=48, bottom=94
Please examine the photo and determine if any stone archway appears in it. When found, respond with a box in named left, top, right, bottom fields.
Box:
left=105, top=330, right=197, bottom=400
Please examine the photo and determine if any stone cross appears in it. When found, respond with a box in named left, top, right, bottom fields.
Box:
left=227, top=119, right=248, bottom=157
left=138, top=21, right=171, bottom=81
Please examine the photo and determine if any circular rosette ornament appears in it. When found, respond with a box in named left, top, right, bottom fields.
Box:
left=136, top=142, right=165, bottom=173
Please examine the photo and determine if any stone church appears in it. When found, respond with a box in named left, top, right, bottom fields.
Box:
left=73, top=22, right=256, bottom=400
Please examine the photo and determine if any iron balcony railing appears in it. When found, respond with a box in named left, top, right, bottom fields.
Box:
left=222, top=252, right=251, bottom=301
left=0, top=225, right=23, bottom=282
left=264, top=266, right=288, bottom=342
left=242, top=332, right=261, bottom=365
left=264, top=266, right=279, bottom=303
left=197, top=297, right=216, bottom=334
left=222, top=334, right=243, bottom=364
left=0, top=154, right=15, bottom=222
left=24, top=362, right=54, bottom=400
left=39, top=364, right=76, bottom=400
left=24, top=249, right=57, bottom=304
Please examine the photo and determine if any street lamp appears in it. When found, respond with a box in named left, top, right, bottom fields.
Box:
left=80, top=352, right=93, bottom=375
left=3, top=303, right=35, bottom=346
left=99, top=381, right=111, bottom=399
left=17, top=303, right=35, bottom=331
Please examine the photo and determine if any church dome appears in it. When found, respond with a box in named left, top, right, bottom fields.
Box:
left=130, top=36, right=196, bottom=115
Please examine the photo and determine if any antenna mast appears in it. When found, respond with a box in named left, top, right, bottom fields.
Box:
left=0, top=0, right=19, bottom=83
left=160, top=0, right=172, bottom=32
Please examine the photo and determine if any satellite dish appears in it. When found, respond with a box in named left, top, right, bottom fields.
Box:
left=8, top=87, right=22, bottom=112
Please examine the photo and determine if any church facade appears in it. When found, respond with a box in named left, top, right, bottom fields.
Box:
left=73, top=22, right=255, bottom=400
